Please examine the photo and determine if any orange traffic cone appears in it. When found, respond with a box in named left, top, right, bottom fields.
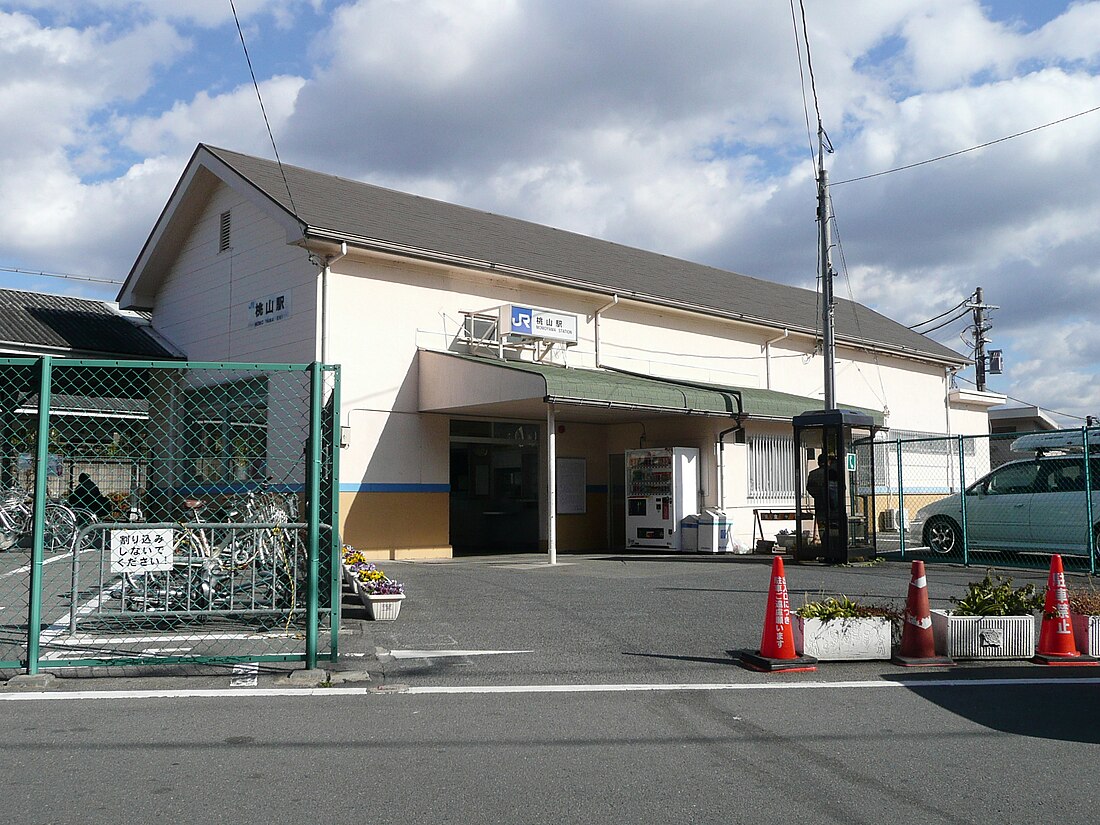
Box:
left=1034, top=554, right=1097, bottom=666
left=892, top=560, right=953, bottom=667
left=741, top=556, right=817, bottom=672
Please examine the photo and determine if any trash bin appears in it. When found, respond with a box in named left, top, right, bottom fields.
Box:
left=680, top=514, right=699, bottom=552
left=698, top=508, right=731, bottom=554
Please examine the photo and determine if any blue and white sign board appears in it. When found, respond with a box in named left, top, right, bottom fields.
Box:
left=500, top=304, right=578, bottom=344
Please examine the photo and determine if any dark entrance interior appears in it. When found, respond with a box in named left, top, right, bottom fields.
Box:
left=449, top=421, right=540, bottom=555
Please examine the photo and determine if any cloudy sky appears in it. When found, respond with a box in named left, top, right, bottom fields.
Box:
left=2, top=0, right=1099, bottom=422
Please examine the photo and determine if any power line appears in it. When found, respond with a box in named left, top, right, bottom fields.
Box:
left=788, top=0, right=816, bottom=169
left=907, top=295, right=973, bottom=330
left=229, top=0, right=299, bottom=219
left=830, top=211, right=890, bottom=411
left=0, top=265, right=121, bottom=285
left=833, top=102, right=1100, bottom=187
left=797, top=0, right=832, bottom=165
left=913, top=308, right=971, bottom=336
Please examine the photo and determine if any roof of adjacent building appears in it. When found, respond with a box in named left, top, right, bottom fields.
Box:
left=123, top=144, right=967, bottom=366
left=0, top=288, right=174, bottom=358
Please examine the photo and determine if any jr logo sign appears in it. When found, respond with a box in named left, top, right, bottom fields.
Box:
left=510, top=305, right=533, bottom=333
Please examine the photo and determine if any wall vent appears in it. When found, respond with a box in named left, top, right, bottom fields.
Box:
left=218, top=210, right=231, bottom=252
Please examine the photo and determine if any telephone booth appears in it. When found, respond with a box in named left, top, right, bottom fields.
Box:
left=792, top=409, right=880, bottom=564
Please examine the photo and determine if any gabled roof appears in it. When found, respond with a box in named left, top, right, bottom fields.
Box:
left=120, top=144, right=965, bottom=366
left=0, top=289, right=174, bottom=358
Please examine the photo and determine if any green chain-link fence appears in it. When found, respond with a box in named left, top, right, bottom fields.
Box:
left=865, top=428, right=1098, bottom=573
left=0, top=357, right=340, bottom=675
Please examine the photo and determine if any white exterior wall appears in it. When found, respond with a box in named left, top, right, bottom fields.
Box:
left=324, top=254, right=978, bottom=452
left=324, top=251, right=974, bottom=547
left=152, top=185, right=317, bottom=364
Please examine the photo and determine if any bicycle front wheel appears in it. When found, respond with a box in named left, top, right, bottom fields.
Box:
left=43, top=503, right=78, bottom=553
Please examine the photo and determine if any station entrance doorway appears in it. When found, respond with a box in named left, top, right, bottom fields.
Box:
left=449, top=420, right=541, bottom=555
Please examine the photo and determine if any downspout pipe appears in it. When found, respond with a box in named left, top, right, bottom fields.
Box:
left=762, top=328, right=789, bottom=391
left=321, top=242, right=348, bottom=364
left=593, top=294, right=619, bottom=368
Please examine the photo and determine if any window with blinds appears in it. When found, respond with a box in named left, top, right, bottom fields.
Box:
left=747, top=435, right=797, bottom=500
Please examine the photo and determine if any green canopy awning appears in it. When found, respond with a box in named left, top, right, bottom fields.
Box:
left=418, top=351, right=884, bottom=424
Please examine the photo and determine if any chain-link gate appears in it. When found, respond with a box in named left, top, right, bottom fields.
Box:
left=0, top=357, right=340, bottom=675
left=865, top=428, right=1098, bottom=573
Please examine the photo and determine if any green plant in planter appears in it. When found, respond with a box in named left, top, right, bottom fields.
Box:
left=950, top=572, right=1043, bottom=616
left=796, top=595, right=900, bottom=621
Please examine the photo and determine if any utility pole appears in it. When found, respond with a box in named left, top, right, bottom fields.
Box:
left=968, top=287, right=998, bottom=392
left=818, top=126, right=836, bottom=410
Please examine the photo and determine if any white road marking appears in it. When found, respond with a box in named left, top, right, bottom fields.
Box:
left=3, top=677, right=1100, bottom=701
left=38, top=585, right=121, bottom=650
left=140, top=647, right=194, bottom=654
left=388, top=649, right=533, bottom=659
left=0, top=548, right=95, bottom=580
left=230, top=662, right=259, bottom=687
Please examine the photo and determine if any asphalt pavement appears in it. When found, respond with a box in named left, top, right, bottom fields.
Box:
left=335, top=550, right=1060, bottom=689
left=7, top=551, right=1100, bottom=825
left=0, top=549, right=1075, bottom=691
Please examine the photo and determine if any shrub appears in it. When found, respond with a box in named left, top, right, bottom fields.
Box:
left=1068, top=587, right=1100, bottom=616
left=796, top=595, right=900, bottom=621
left=950, top=572, right=1043, bottom=616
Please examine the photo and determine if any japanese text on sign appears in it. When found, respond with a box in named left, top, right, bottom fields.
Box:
left=110, top=529, right=174, bottom=573
left=502, top=304, right=578, bottom=343
left=249, top=291, right=292, bottom=327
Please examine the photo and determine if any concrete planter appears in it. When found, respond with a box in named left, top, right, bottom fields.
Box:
left=794, top=616, right=893, bottom=661
left=1071, top=613, right=1100, bottom=657
left=930, top=610, right=1036, bottom=659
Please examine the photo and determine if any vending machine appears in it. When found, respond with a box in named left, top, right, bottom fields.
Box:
left=625, top=447, right=699, bottom=549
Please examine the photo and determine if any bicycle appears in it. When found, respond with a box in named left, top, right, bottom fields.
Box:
left=121, top=496, right=303, bottom=618
left=0, top=488, right=84, bottom=553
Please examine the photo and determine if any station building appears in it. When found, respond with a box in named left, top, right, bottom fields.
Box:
left=117, top=145, right=1003, bottom=559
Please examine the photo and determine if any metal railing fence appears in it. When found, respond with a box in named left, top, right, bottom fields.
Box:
left=0, top=357, right=340, bottom=675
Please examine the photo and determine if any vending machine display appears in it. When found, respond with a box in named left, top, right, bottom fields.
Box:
left=625, top=447, right=699, bottom=549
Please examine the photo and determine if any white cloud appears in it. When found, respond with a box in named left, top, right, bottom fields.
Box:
left=1, top=0, right=1100, bottom=419
left=121, top=75, right=306, bottom=156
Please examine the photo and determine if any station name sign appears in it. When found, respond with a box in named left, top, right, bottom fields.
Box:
left=500, top=304, right=578, bottom=344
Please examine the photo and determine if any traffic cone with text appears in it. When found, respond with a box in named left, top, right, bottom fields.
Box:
left=1034, top=554, right=1097, bottom=666
left=740, top=556, right=817, bottom=672
left=891, top=560, right=953, bottom=667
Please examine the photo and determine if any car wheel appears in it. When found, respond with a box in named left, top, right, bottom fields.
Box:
left=924, top=517, right=961, bottom=555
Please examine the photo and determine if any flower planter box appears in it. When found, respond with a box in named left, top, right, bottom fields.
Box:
left=359, top=591, right=405, bottom=621
left=794, top=616, right=893, bottom=661
left=1071, top=613, right=1100, bottom=657
left=342, top=565, right=359, bottom=590
left=930, top=610, right=1036, bottom=659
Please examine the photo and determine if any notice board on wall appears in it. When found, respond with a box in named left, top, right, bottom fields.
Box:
left=555, top=457, right=586, bottom=514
